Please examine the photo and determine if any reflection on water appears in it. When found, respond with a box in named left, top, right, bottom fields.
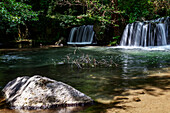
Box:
left=1, top=46, right=170, bottom=112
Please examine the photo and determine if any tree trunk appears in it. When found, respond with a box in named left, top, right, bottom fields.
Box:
left=18, top=23, right=29, bottom=41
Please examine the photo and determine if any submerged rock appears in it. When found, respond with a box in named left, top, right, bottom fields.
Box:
left=2, top=75, right=93, bottom=109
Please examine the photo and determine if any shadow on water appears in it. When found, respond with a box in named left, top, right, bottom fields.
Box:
left=1, top=68, right=170, bottom=113
left=80, top=71, right=170, bottom=113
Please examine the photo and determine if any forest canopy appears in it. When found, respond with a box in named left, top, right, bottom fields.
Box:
left=0, top=0, right=169, bottom=45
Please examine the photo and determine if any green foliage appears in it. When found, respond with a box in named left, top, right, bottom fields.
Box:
left=118, top=0, right=169, bottom=23
left=151, top=0, right=170, bottom=17
left=0, top=0, right=38, bottom=24
left=109, top=36, right=120, bottom=46
left=0, top=0, right=39, bottom=42
left=45, top=0, right=120, bottom=28
left=118, top=0, right=151, bottom=23
left=86, top=0, right=115, bottom=25
left=0, top=0, right=169, bottom=45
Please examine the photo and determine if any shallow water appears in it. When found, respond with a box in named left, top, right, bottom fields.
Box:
left=1, top=46, right=170, bottom=112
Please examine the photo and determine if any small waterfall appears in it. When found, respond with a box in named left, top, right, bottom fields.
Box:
left=120, top=17, right=170, bottom=47
left=67, top=25, right=96, bottom=45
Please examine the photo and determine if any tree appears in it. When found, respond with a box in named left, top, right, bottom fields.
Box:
left=0, top=0, right=38, bottom=41
left=118, top=0, right=169, bottom=23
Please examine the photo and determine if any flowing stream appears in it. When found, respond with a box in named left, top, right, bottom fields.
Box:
left=1, top=46, right=170, bottom=112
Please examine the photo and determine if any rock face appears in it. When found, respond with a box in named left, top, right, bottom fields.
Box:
left=2, top=75, right=93, bottom=109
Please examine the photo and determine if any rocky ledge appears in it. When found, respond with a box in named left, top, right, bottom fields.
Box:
left=2, top=75, right=93, bottom=109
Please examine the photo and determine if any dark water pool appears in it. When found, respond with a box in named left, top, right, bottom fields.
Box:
left=1, top=46, right=170, bottom=113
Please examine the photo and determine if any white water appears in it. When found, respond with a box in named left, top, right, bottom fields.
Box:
left=120, top=17, right=170, bottom=47
left=112, top=45, right=170, bottom=51
left=67, top=25, right=96, bottom=45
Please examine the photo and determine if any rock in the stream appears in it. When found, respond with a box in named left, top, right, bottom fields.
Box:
left=2, top=75, right=93, bottom=109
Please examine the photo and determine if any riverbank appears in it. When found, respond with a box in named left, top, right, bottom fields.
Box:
left=0, top=45, right=63, bottom=52
left=106, top=68, right=170, bottom=113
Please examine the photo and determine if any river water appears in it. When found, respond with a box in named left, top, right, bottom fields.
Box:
left=1, top=46, right=170, bottom=112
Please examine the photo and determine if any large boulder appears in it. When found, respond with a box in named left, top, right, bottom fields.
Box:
left=2, top=75, right=93, bottom=109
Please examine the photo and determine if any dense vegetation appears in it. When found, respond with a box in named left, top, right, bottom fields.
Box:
left=0, top=0, right=169, bottom=46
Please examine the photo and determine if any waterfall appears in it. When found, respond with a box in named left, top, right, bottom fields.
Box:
left=120, top=17, right=170, bottom=47
left=67, top=25, right=96, bottom=45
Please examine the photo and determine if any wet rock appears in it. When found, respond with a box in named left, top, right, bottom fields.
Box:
left=2, top=75, right=93, bottom=109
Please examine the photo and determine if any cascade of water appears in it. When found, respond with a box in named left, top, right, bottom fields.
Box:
left=68, top=27, right=77, bottom=43
left=165, top=17, right=170, bottom=44
left=142, top=24, right=148, bottom=47
left=120, top=24, right=130, bottom=46
left=156, top=23, right=167, bottom=46
left=120, top=17, right=170, bottom=46
left=128, top=23, right=134, bottom=46
left=67, top=25, right=96, bottom=45
left=134, top=22, right=143, bottom=46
